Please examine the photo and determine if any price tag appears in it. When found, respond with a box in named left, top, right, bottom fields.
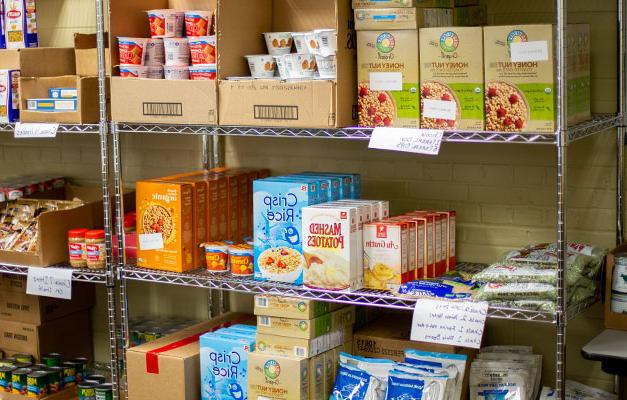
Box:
left=410, top=298, right=488, bottom=349
left=369, top=72, right=403, bottom=91
left=139, top=233, right=164, bottom=250
left=510, top=41, right=549, bottom=62
left=369, top=128, right=443, bottom=155
left=26, top=267, right=73, bottom=300
left=14, top=123, right=59, bottom=138
left=422, top=99, right=457, bottom=121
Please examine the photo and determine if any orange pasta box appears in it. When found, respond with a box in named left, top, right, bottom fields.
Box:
left=363, top=220, right=410, bottom=290
left=136, top=181, right=195, bottom=272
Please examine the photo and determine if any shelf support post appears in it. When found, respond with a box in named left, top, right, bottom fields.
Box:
left=618, top=0, right=626, bottom=245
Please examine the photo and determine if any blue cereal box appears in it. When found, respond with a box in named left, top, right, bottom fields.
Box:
left=253, top=178, right=318, bottom=285
left=200, top=330, right=255, bottom=400
left=290, top=174, right=340, bottom=202
left=301, top=172, right=356, bottom=199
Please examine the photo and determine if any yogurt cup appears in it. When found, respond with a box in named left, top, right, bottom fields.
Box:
left=245, top=55, right=276, bottom=78
left=315, top=54, right=336, bottom=79
left=144, top=38, right=165, bottom=66
left=263, top=32, right=293, bottom=55
left=314, top=29, right=337, bottom=57
left=184, top=11, right=212, bottom=37
left=229, top=244, right=253, bottom=276
left=147, top=9, right=184, bottom=38
left=291, top=32, right=311, bottom=54
left=164, top=65, right=190, bottom=80
left=304, top=31, right=320, bottom=55
left=163, top=37, right=189, bottom=66
left=202, top=242, right=229, bottom=272
left=283, top=53, right=317, bottom=78
left=119, top=65, right=163, bottom=79
left=273, top=55, right=290, bottom=79
left=189, top=36, right=216, bottom=65
left=189, top=64, right=217, bottom=80
left=118, top=37, right=148, bottom=65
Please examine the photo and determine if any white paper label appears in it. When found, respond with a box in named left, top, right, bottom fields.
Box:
left=510, top=41, right=549, bottom=62
left=26, top=267, right=73, bottom=300
left=369, top=128, right=443, bottom=155
left=14, top=123, right=59, bottom=138
left=139, top=233, right=164, bottom=250
left=369, top=72, right=403, bottom=91
left=422, top=99, right=457, bottom=120
left=410, top=298, right=488, bottom=349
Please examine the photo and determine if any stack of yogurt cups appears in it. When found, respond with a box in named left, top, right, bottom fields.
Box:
left=244, top=29, right=337, bottom=81
left=117, top=9, right=217, bottom=80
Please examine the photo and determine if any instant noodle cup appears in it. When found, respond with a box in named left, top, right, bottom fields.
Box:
left=189, top=64, right=217, bottom=80
left=144, top=39, right=165, bottom=66
left=147, top=9, right=184, bottom=38
left=246, top=55, right=276, bottom=78
left=163, top=37, right=189, bottom=66
left=284, top=53, right=317, bottom=78
left=273, top=55, right=290, bottom=79
left=118, top=37, right=148, bottom=65
left=164, top=65, right=190, bottom=80
left=119, top=65, right=163, bottom=79
left=314, top=29, right=337, bottom=57
left=291, top=32, right=311, bottom=54
left=315, top=54, right=336, bottom=79
left=263, top=32, right=293, bottom=55
left=202, top=242, right=229, bottom=272
left=184, top=11, right=212, bottom=37
left=229, top=244, right=254, bottom=276
left=189, top=36, right=216, bottom=65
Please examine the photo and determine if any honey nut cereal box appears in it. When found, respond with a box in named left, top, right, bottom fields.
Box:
left=363, top=221, right=409, bottom=290
left=248, top=352, right=309, bottom=400
left=302, top=205, right=362, bottom=291
left=255, top=329, right=347, bottom=358
left=309, top=353, right=325, bottom=400
left=357, top=29, right=420, bottom=128
left=254, top=295, right=334, bottom=319
left=354, top=8, right=452, bottom=31
left=419, top=27, right=484, bottom=131
left=257, top=312, right=333, bottom=339
left=136, top=181, right=194, bottom=272
left=352, top=0, right=417, bottom=8
left=483, top=24, right=555, bottom=133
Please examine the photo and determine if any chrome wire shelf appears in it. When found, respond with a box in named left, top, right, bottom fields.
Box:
left=115, top=114, right=621, bottom=144
left=0, top=123, right=100, bottom=134
left=0, top=263, right=108, bottom=283
left=121, top=262, right=597, bottom=323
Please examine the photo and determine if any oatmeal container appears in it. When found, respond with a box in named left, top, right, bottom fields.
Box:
left=164, top=65, right=190, bottom=80
left=68, top=228, right=89, bottom=268
left=189, top=65, right=216, bottom=80
left=273, top=55, right=290, bottom=79
left=305, top=32, right=320, bottom=55
left=147, top=9, right=184, bottom=38
left=144, top=39, right=165, bottom=66
left=163, top=38, right=189, bottom=66
left=188, top=36, right=216, bottom=65
left=117, top=37, right=148, bottom=65
left=263, top=32, right=293, bottom=55
left=314, top=29, right=337, bottom=56
left=202, top=242, right=229, bottom=272
left=184, top=11, right=212, bottom=37
left=284, top=53, right=317, bottom=78
left=229, top=243, right=254, bottom=276
left=315, top=54, right=336, bottom=79
left=291, top=32, right=311, bottom=54
left=246, top=55, right=276, bottom=78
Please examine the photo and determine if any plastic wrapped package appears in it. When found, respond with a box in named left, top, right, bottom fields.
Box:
left=474, top=282, right=557, bottom=301
left=330, top=362, right=371, bottom=400
left=469, top=360, right=529, bottom=400
left=473, top=263, right=584, bottom=287
left=404, top=349, right=468, bottom=400
left=339, top=353, right=395, bottom=400
left=384, top=370, right=447, bottom=400
left=477, top=352, right=542, bottom=399
left=396, top=277, right=474, bottom=300
left=539, top=380, right=617, bottom=400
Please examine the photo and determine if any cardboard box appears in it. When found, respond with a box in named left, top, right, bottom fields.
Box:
left=257, top=313, right=333, bottom=339
left=357, top=29, right=420, bottom=128
left=218, top=0, right=356, bottom=128
left=126, top=312, right=250, bottom=400
left=352, top=0, right=417, bottom=7
left=419, top=27, right=484, bottom=131
left=254, top=295, right=335, bottom=319
left=453, top=5, right=486, bottom=26
left=354, top=8, right=452, bottom=30
left=248, top=352, right=309, bottom=400
left=308, top=353, right=325, bottom=400
left=0, top=311, right=93, bottom=361
left=0, top=386, right=77, bottom=400
left=0, top=280, right=94, bottom=325
left=0, top=48, right=76, bottom=77
left=605, top=244, right=627, bottom=330
left=74, top=33, right=111, bottom=77
left=256, top=329, right=347, bottom=358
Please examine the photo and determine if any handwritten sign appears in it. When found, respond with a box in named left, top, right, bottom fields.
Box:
left=410, top=298, right=488, bottom=349
left=422, top=99, right=457, bottom=121
left=139, top=233, right=164, bottom=250
left=369, top=128, right=444, bottom=155
left=14, top=123, right=59, bottom=138
left=26, top=267, right=73, bottom=299
left=510, top=41, right=549, bottom=62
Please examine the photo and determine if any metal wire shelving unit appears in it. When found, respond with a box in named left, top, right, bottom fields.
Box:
left=0, top=123, right=100, bottom=134
left=0, top=263, right=108, bottom=283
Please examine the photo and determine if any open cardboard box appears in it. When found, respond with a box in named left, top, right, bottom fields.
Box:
left=74, top=33, right=111, bottom=77
left=109, top=0, right=218, bottom=124
left=605, top=243, right=627, bottom=330
left=217, top=0, right=357, bottom=128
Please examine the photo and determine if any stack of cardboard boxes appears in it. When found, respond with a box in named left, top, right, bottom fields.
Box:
left=0, top=274, right=94, bottom=361
left=248, top=295, right=354, bottom=400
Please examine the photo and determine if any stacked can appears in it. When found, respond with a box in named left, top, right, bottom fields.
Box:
left=612, top=253, right=627, bottom=314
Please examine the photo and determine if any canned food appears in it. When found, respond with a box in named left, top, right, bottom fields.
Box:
left=202, top=242, right=229, bottom=272
left=13, top=354, right=33, bottom=364
left=78, top=381, right=97, bottom=400
left=0, top=366, right=16, bottom=392
left=613, top=263, right=627, bottom=294
left=61, top=362, right=76, bottom=386
left=45, top=367, right=63, bottom=392
left=71, top=358, right=88, bottom=381
left=611, top=292, right=627, bottom=314
left=96, top=383, right=113, bottom=400
left=87, top=375, right=106, bottom=384
left=229, top=244, right=254, bottom=276
left=42, top=354, right=62, bottom=368
left=0, top=358, right=16, bottom=367
left=30, top=364, right=47, bottom=371
left=26, top=370, right=48, bottom=399
left=11, top=368, right=31, bottom=395
left=14, top=362, right=32, bottom=369
left=163, top=38, right=189, bottom=66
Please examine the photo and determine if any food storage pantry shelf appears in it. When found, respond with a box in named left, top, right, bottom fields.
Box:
left=115, top=114, right=621, bottom=144
left=0, top=123, right=100, bottom=134
left=0, top=262, right=108, bottom=283
left=121, top=263, right=597, bottom=323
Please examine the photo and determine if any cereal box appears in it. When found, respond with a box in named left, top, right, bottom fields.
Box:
left=257, top=313, right=333, bottom=339
left=352, top=0, right=417, bottom=7
left=453, top=5, right=486, bottom=26
left=363, top=221, right=409, bottom=290
left=291, top=174, right=341, bottom=201
left=254, top=295, right=335, bottom=319
left=0, top=69, right=19, bottom=123
left=302, top=205, right=361, bottom=291
left=420, top=27, right=484, bottom=130
left=484, top=25, right=555, bottom=132
left=354, top=8, right=452, bottom=30
left=309, top=353, right=325, bottom=400
left=253, top=178, right=318, bottom=285
left=4, top=0, right=37, bottom=49
left=136, top=181, right=194, bottom=272
left=256, top=329, right=347, bottom=358
left=301, top=172, right=360, bottom=199
left=357, top=29, right=420, bottom=128
left=248, top=352, right=309, bottom=400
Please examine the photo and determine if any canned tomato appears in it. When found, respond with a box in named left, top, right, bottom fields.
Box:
left=42, top=354, right=62, bottom=368
left=11, top=368, right=30, bottom=395
left=78, top=381, right=97, bottom=400
left=71, top=358, right=88, bottom=381
left=27, top=370, right=48, bottom=399
left=189, top=65, right=217, bottom=80
left=96, top=383, right=113, bottom=400
left=202, top=242, right=229, bottom=272
left=184, top=11, right=211, bottom=37
left=188, top=36, right=216, bottom=65
left=229, top=244, right=254, bottom=276
left=61, top=362, right=76, bottom=386
left=45, top=367, right=63, bottom=392
left=13, top=354, right=33, bottom=364
left=0, top=366, right=15, bottom=392
left=87, top=375, right=106, bottom=384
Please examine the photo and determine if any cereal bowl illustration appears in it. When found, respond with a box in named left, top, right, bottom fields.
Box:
left=257, top=246, right=305, bottom=283
left=141, top=204, right=175, bottom=243
left=357, top=83, right=397, bottom=127
left=420, top=80, right=461, bottom=129
left=485, top=81, right=530, bottom=132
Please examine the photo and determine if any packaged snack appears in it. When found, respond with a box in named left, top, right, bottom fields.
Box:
left=184, top=11, right=212, bottom=37
left=476, top=352, right=542, bottom=399
left=404, top=349, right=467, bottom=400
left=474, top=282, right=557, bottom=301
left=189, top=64, right=217, bottom=80
left=144, top=38, right=165, bottom=66
left=0, top=69, right=20, bottom=123
left=339, top=353, right=395, bottom=400
left=469, top=360, right=529, bottom=400
left=189, top=36, right=216, bottom=65
left=385, top=369, right=447, bottom=400
left=394, top=363, right=455, bottom=400
left=118, top=37, right=148, bottom=65
left=163, top=38, right=189, bottom=66
left=479, top=345, right=533, bottom=354
left=330, top=362, right=370, bottom=400
left=396, top=278, right=473, bottom=299
left=147, top=9, right=184, bottom=38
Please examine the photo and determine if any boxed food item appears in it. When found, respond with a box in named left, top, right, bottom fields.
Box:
left=308, top=353, right=325, bottom=400
left=256, top=329, right=347, bottom=358
left=26, top=98, right=77, bottom=111
left=357, top=29, right=420, bottom=127
left=257, top=313, right=333, bottom=339
left=408, top=211, right=444, bottom=276
left=136, top=181, right=195, bottom=273
left=354, top=8, right=452, bottom=30
left=0, top=69, right=19, bottom=122
left=567, top=24, right=578, bottom=126
left=4, top=0, right=38, bottom=49
left=419, top=27, right=484, bottom=131
left=483, top=24, right=555, bottom=133
left=387, top=216, right=418, bottom=280
left=454, top=0, right=478, bottom=5
left=363, top=221, right=409, bottom=290
left=352, top=0, right=416, bottom=7
left=453, top=5, right=486, bottom=26
left=254, top=295, right=336, bottom=319
left=248, top=352, right=309, bottom=400
left=416, top=0, right=454, bottom=5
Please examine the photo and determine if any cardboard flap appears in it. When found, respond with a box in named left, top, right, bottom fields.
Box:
left=0, top=50, right=21, bottom=70
left=19, top=48, right=76, bottom=77
left=272, top=0, right=335, bottom=31
left=169, top=0, right=217, bottom=10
